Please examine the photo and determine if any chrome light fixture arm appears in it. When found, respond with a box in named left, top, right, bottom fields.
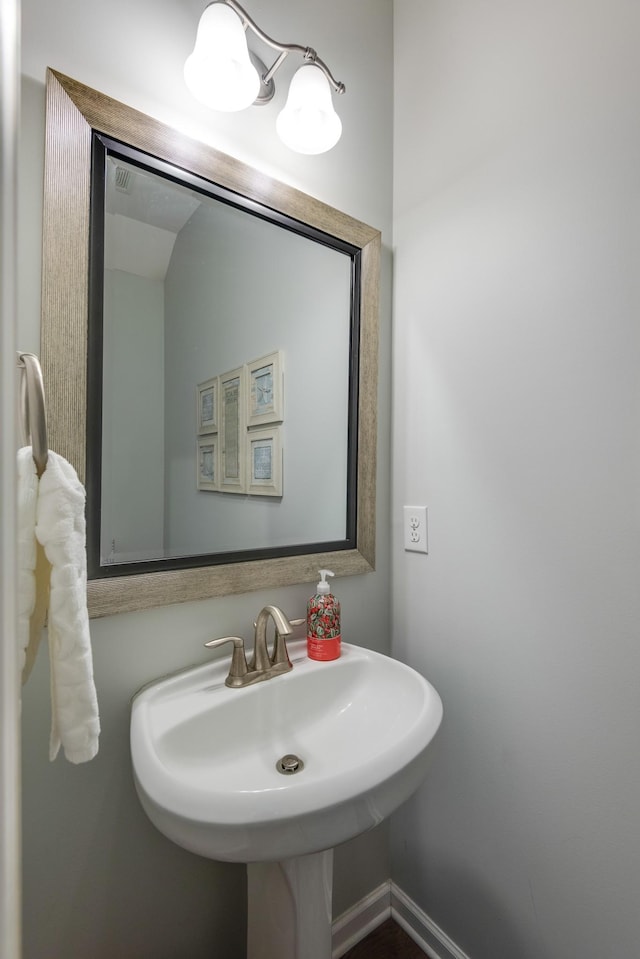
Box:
left=214, top=0, right=346, bottom=98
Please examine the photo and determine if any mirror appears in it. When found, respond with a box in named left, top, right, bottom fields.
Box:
left=96, top=147, right=354, bottom=565
left=41, top=69, right=380, bottom=618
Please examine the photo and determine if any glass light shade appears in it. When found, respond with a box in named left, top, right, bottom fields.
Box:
left=184, top=3, right=260, bottom=112
left=276, top=64, right=342, bottom=155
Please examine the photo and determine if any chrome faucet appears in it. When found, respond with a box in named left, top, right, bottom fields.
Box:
left=250, top=605, right=294, bottom=673
left=204, top=606, right=304, bottom=688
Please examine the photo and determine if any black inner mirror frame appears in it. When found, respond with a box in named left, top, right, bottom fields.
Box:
left=86, top=132, right=362, bottom=579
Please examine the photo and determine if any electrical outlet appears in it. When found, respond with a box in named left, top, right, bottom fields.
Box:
left=403, top=505, right=428, bottom=553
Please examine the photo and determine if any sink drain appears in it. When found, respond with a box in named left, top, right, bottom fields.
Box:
left=276, top=754, right=304, bottom=775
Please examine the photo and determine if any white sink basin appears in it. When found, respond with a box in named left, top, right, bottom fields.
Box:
left=130, top=640, right=443, bottom=863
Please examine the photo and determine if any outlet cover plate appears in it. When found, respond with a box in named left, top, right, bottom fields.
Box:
left=403, top=505, right=428, bottom=553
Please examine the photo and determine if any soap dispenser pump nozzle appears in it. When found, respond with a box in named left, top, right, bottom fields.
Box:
left=316, top=569, right=334, bottom=595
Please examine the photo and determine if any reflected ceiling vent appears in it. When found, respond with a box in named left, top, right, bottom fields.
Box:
left=114, top=165, right=133, bottom=194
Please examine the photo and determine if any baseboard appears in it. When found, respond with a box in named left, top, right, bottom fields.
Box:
left=331, top=881, right=470, bottom=959
left=332, top=881, right=391, bottom=958
left=391, top=884, right=472, bottom=959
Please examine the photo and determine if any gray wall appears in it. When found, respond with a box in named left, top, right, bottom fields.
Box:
left=102, top=269, right=166, bottom=562
left=391, top=1, right=640, bottom=957
left=18, top=0, right=393, bottom=956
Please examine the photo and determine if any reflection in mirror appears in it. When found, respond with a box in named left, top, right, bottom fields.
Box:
left=98, top=147, right=354, bottom=570
left=41, top=69, right=380, bottom=617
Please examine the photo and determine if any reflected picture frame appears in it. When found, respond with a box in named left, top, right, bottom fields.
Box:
left=247, top=426, right=282, bottom=497
left=197, top=376, right=218, bottom=434
left=247, top=351, right=283, bottom=426
left=220, top=366, right=246, bottom=493
left=197, top=436, right=219, bottom=491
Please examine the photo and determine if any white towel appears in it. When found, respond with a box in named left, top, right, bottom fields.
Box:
left=17, top=446, right=100, bottom=763
left=17, top=447, right=39, bottom=673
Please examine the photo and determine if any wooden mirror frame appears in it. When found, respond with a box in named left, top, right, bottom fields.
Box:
left=41, top=69, right=380, bottom=618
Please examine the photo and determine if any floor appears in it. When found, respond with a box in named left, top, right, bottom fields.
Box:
left=342, top=919, right=428, bottom=958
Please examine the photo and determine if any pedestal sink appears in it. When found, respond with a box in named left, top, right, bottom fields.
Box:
left=130, top=640, right=443, bottom=958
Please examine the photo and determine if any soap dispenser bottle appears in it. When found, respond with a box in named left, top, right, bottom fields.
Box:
left=307, top=569, right=341, bottom=661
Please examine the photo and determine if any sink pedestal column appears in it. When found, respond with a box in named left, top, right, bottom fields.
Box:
left=247, top=850, right=334, bottom=959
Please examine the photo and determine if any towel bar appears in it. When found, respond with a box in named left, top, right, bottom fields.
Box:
left=16, top=352, right=48, bottom=477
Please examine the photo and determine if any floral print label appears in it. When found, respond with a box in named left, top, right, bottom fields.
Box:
left=307, top=593, right=341, bottom=661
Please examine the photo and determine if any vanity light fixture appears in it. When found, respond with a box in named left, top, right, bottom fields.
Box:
left=184, top=0, right=345, bottom=155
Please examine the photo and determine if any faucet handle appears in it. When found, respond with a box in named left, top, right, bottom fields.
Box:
left=204, top=636, right=249, bottom=688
